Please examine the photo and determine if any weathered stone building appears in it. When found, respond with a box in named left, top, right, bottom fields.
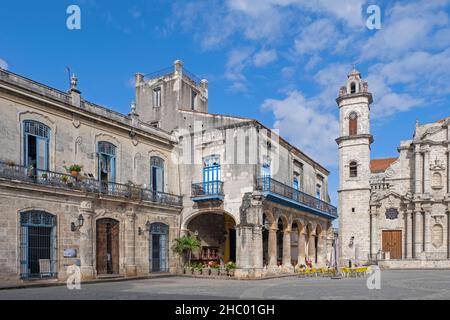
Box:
left=0, top=60, right=337, bottom=283
left=337, top=68, right=450, bottom=268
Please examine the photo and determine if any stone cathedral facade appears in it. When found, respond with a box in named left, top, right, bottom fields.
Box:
left=0, top=60, right=337, bottom=284
left=337, top=69, right=450, bottom=268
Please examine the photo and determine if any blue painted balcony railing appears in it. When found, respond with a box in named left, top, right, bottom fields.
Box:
left=191, top=181, right=224, bottom=201
left=0, top=161, right=182, bottom=207
left=256, top=177, right=338, bottom=220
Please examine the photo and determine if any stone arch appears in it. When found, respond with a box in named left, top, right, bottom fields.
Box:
left=181, top=209, right=238, bottom=231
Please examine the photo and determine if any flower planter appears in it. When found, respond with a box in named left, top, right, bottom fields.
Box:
left=219, top=268, right=227, bottom=276
left=71, top=171, right=79, bottom=177
left=184, top=267, right=193, bottom=275
left=193, top=269, right=202, bottom=276
left=202, top=268, right=210, bottom=276
left=210, top=268, right=219, bottom=276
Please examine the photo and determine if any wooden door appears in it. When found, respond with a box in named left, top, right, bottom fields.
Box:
left=96, top=222, right=107, bottom=274
left=111, top=222, right=120, bottom=274
left=382, top=230, right=402, bottom=259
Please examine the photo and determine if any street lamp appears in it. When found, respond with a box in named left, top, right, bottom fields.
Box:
left=71, top=214, right=84, bottom=232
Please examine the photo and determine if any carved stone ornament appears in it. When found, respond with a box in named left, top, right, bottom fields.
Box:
left=385, top=207, right=399, bottom=220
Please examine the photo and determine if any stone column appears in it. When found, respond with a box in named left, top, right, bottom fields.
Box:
left=424, top=149, right=431, bottom=195
left=369, top=208, right=379, bottom=259
left=308, top=232, right=316, bottom=264
left=414, top=210, right=422, bottom=259
left=406, top=210, right=413, bottom=259
left=268, top=227, right=278, bottom=268
left=316, top=235, right=325, bottom=266
left=447, top=210, right=450, bottom=259
left=296, top=230, right=306, bottom=267
left=447, top=149, right=450, bottom=194
left=78, top=201, right=95, bottom=280
left=414, top=149, right=422, bottom=195
left=423, top=210, right=431, bottom=255
left=235, top=192, right=264, bottom=279
left=282, top=230, right=293, bottom=272
left=125, top=209, right=137, bottom=276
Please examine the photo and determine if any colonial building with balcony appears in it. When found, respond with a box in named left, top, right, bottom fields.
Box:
left=0, top=60, right=337, bottom=283
left=136, top=60, right=337, bottom=278
left=0, top=69, right=182, bottom=283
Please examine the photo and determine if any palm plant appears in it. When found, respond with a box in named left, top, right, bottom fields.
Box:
left=172, top=235, right=201, bottom=267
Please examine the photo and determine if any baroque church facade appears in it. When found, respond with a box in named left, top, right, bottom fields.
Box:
left=337, top=69, right=450, bottom=268
left=0, top=60, right=337, bottom=284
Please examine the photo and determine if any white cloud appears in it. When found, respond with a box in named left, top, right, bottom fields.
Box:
left=262, top=90, right=339, bottom=165
left=253, top=49, right=277, bottom=67
left=0, top=58, right=8, bottom=70
left=361, top=0, right=450, bottom=60
left=294, top=19, right=337, bottom=55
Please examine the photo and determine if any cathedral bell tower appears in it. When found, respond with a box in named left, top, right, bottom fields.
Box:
left=336, top=68, right=373, bottom=266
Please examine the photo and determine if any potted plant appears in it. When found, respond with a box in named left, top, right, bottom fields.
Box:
left=219, top=265, right=228, bottom=276
left=184, top=265, right=193, bottom=275
left=27, top=164, right=35, bottom=177
left=193, top=263, right=202, bottom=276
left=5, top=160, right=15, bottom=167
left=172, top=235, right=201, bottom=273
left=225, top=261, right=236, bottom=277
left=202, top=264, right=210, bottom=276
left=209, top=262, right=220, bottom=276
left=64, top=164, right=83, bottom=178
left=60, top=175, right=69, bottom=184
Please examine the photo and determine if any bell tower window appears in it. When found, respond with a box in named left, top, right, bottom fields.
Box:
left=349, top=112, right=358, bottom=136
left=349, top=161, right=358, bottom=177
left=350, top=82, right=356, bottom=94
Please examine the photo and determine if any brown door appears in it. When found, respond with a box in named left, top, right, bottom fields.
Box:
left=382, top=230, right=402, bottom=259
left=96, top=219, right=120, bottom=275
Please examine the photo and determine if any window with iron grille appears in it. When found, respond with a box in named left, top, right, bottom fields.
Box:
left=20, top=211, right=57, bottom=279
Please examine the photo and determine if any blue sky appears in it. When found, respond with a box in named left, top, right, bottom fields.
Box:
left=1, top=0, right=450, bottom=207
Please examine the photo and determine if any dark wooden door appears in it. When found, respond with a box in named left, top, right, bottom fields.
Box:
left=382, top=230, right=402, bottom=259
left=96, top=222, right=107, bottom=274
left=96, top=219, right=120, bottom=275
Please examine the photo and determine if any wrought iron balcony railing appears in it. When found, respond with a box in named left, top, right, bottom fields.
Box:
left=0, top=161, right=182, bottom=207
left=191, top=181, right=224, bottom=201
left=256, top=177, right=338, bottom=219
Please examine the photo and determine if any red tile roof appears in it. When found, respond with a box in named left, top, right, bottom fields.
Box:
left=370, top=158, right=398, bottom=173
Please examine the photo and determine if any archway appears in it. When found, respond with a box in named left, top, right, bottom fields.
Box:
left=96, top=218, right=119, bottom=275
left=186, top=212, right=236, bottom=265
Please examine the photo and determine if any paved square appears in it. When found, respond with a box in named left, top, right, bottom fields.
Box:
left=1, top=270, right=450, bottom=300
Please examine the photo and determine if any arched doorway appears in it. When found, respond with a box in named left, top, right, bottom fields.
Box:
left=149, top=222, right=169, bottom=272
left=186, top=212, right=236, bottom=265
left=20, top=211, right=57, bottom=279
left=96, top=218, right=119, bottom=275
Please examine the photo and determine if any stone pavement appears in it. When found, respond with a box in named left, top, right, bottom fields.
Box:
left=1, top=270, right=450, bottom=300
